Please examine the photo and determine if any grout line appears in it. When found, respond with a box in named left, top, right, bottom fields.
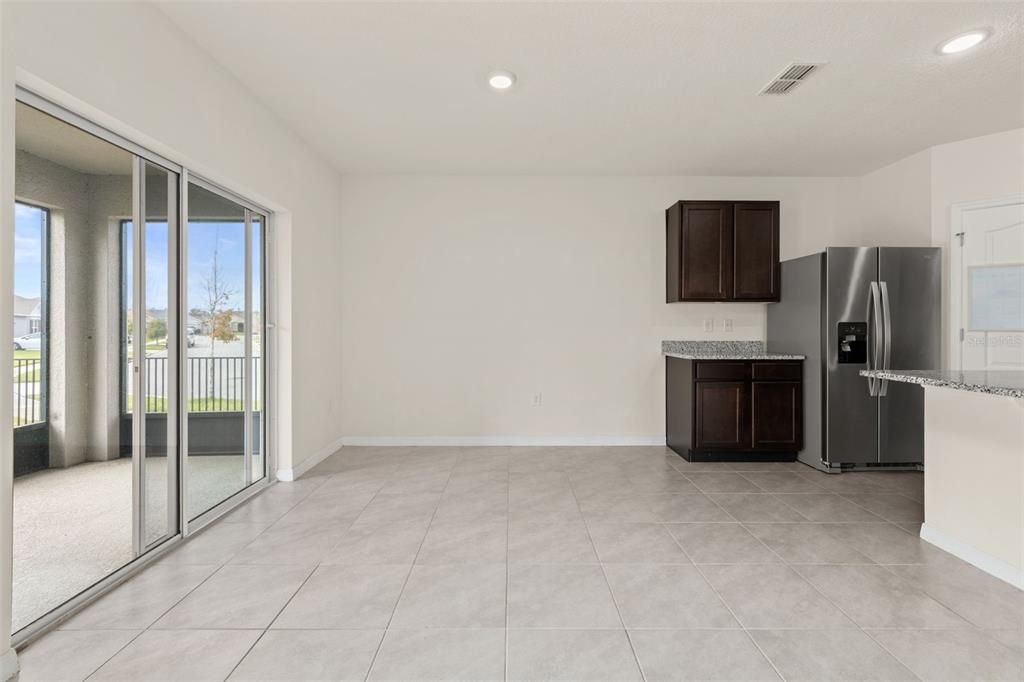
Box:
left=220, top=465, right=389, bottom=680
left=504, top=462, right=511, bottom=682
left=79, top=561, right=232, bottom=680
left=80, top=629, right=148, bottom=680
left=858, top=628, right=926, bottom=681
left=222, top=564, right=319, bottom=682
left=565, top=470, right=649, bottom=682
left=360, top=458, right=454, bottom=682
left=68, top=452, right=931, bottom=681
left=668, top=531, right=788, bottom=682
left=221, top=463, right=386, bottom=681
left=78, top=481, right=334, bottom=680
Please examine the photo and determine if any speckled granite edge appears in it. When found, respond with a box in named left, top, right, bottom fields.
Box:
left=662, top=340, right=805, bottom=361
left=860, top=369, right=1024, bottom=399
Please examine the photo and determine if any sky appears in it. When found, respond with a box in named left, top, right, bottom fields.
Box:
left=14, top=203, right=44, bottom=299
left=14, top=203, right=262, bottom=313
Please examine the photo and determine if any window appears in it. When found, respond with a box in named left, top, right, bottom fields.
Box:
left=12, top=201, right=47, bottom=429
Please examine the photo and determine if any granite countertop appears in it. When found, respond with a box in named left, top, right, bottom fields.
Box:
left=662, top=340, right=805, bottom=361
left=860, top=369, right=1024, bottom=399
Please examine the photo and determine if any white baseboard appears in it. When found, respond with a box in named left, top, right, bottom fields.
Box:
left=277, top=435, right=666, bottom=481
left=920, top=523, right=1024, bottom=590
left=276, top=435, right=345, bottom=482
left=0, top=647, right=18, bottom=682
left=339, top=436, right=667, bottom=447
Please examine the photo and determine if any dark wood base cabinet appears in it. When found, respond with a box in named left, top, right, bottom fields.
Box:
left=666, top=357, right=802, bottom=462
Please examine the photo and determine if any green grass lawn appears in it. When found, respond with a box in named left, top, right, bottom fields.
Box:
left=13, top=350, right=41, bottom=361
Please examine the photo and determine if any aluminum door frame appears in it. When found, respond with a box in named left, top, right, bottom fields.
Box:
left=824, top=247, right=880, bottom=465
left=877, top=247, right=941, bottom=465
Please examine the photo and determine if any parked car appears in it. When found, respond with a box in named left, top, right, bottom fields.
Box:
left=13, top=332, right=42, bottom=351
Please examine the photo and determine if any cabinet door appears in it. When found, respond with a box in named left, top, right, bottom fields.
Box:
left=751, top=381, right=802, bottom=450
left=733, top=202, right=780, bottom=301
left=681, top=202, right=733, bottom=300
left=694, top=381, right=750, bottom=450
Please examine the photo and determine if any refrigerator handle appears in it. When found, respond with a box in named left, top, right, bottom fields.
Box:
left=865, top=282, right=882, bottom=397
left=879, top=281, right=892, bottom=396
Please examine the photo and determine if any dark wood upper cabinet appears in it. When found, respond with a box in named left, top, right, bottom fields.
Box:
left=666, top=200, right=780, bottom=302
left=733, top=202, right=780, bottom=300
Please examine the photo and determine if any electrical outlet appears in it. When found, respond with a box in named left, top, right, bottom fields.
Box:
left=531, top=392, right=543, bottom=408
left=703, top=319, right=714, bottom=333
left=723, top=318, right=734, bottom=332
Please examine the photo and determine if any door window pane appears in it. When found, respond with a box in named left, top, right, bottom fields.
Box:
left=250, top=213, right=266, bottom=482
left=13, top=102, right=136, bottom=631
left=968, top=264, right=1024, bottom=331
left=142, top=163, right=177, bottom=547
left=186, top=183, right=248, bottom=519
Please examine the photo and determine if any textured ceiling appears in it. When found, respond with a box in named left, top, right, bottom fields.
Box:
left=158, top=1, right=1024, bottom=176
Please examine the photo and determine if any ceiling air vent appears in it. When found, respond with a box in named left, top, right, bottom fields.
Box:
left=759, top=63, right=821, bottom=95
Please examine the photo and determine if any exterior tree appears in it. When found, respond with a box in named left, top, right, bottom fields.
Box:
left=146, top=317, right=167, bottom=343
left=201, top=227, right=238, bottom=358
left=201, top=228, right=238, bottom=405
left=210, top=310, right=237, bottom=345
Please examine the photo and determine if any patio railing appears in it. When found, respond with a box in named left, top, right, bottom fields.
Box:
left=13, top=356, right=263, bottom=426
left=131, top=355, right=263, bottom=413
left=13, top=359, right=41, bottom=426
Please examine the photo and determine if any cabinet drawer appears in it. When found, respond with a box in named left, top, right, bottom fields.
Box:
left=695, top=362, right=749, bottom=381
left=752, top=362, right=801, bottom=381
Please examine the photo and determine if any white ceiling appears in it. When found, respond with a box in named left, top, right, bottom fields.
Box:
left=157, top=1, right=1024, bottom=176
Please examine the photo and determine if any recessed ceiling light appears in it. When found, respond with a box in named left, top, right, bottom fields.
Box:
left=488, top=70, right=516, bottom=90
left=939, top=30, right=990, bottom=55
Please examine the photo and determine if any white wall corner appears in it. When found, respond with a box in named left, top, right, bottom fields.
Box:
left=276, top=434, right=344, bottom=481
left=0, top=648, right=18, bottom=682
left=920, top=522, right=1024, bottom=590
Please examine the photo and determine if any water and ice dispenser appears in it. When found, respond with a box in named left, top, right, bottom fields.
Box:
left=837, top=322, right=867, bottom=364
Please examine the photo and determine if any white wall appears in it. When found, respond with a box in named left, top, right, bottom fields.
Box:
left=338, top=129, right=1023, bottom=444
left=339, top=175, right=844, bottom=442
left=0, top=1, right=344, bottom=666
left=929, top=128, right=1024, bottom=365
left=836, top=149, right=933, bottom=247
left=833, top=128, right=1024, bottom=364
left=1, top=1, right=347, bottom=476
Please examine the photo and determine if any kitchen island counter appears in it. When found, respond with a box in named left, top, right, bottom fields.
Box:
left=860, top=368, right=1024, bottom=398
left=861, top=368, right=1024, bottom=590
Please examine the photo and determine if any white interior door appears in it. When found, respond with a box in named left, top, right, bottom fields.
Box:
left=955, top=198, right=1024, bottom=370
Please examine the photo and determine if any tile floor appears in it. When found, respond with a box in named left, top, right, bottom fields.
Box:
left=17, top=446, right=1024, bottom=681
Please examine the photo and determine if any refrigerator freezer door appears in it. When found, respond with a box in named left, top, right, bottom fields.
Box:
left=878, top=247, right=942, bottom=464
left=767, top=253, right=825, bottom=469
left=825, top=247, right=880, bottom=465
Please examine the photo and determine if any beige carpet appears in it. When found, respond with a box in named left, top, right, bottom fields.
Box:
left=13, top=455, right=254, bottom=632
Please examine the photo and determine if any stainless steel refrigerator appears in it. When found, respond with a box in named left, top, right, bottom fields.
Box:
left=766, top=247, right=941, bottom=472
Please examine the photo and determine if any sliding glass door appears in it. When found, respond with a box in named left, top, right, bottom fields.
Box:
left=12, top=92, right=272, bottom=638
left=185, top=181, right=268, bottom=521
left=12, top=101, right=179, bottom=633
